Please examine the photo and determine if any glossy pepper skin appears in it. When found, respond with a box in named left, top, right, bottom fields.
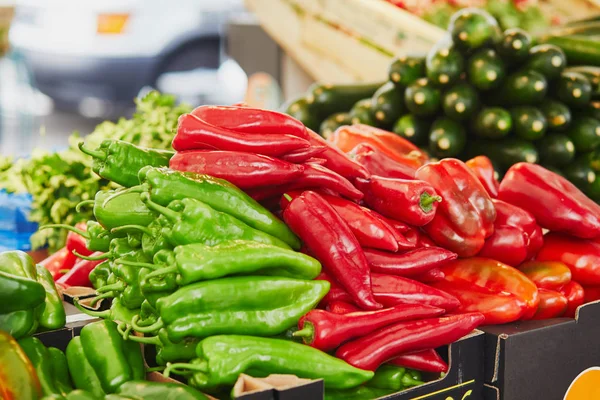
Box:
left=477, top=225, right=529, bottom=267
left=44, top=221, right=113, bottom=253
left=38, top=247, right=75, bottom=281
left=294, top=305, right=444, bottom=351
left=173, top=113, right=311, bottom=156
left=335, top=313, right=484, bottom=371
left=492, top=199, right=544, bottom=260
left=389, top=349, right=449, bottom=373
left=536, top=233, right=600, bottom=285
left=78, top=139, right=173, bottom=187
left=65, top=337, right=106, bottom=398
left=36, top=264, right=66, bottom=330
left=0, top=330, right=42, bottom=400
left=164, top=335, right=374, bottom=390
left=137, top=167, right=300, bottom=249
left=47, top=347, right=73, bottom=396
left=355, top=176, right=441, bottom=226
left=91, top=189, right=155, bottom=231
left=559, top=281, right=585, bottom=318
left=109, top=250, right=151, bottom=309
left=56, top=253, right=105, bottom=288
left=281, top=146, right=327, bottom=163
left=327, top=301, right=361, bottom=314
left=116, top=380, right=209, bottom=400
left=169, top=150, right=305, bottom=189
left=532, top=288, right=568, bottom=320
left=367, top=365, right=423, bottom=391
left=498, top=163, right=600, bottom=239
left=518, top=261, right=572, bottom=290
left=416, top=159, right=496, bottom=257
left=283, top=191, right=380, bottom=310
left=347, top=143, right=417, bottom=179
left=466, top=156, right=500, bottom=198
left=364, top=247, right=457, bottom=277
left=18, top=337, right=63, bottom=396
left=0, top=270, right=45, bottom=313
left=75, top=298, right=140, bottom=328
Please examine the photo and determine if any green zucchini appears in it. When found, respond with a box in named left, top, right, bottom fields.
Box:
left=426, top=43, right=465, bottom=87
left=542, top=35, right=600, bottom=67
left=524, top=44, right=566, bottom=80
left=555, top=71, right=592, bottom=108
left=393, top=114, right=431, bottom=146
left=404, top=78, right=442, bottom=117
left=564, top=155, right=598, bottom=196
left=472, top=107, right=513, bottom=139
left=449, top=8, right=500, bottom=52
left=577, top=101, right=600, bottom=120
left=349, top=98, right=376, bottom=126
left=566, top=116, right=600, bottom=152
left=564, top=66, right=600, bottom=99
left=442, top=82, right=479, bottom=121
left=284, top=96, right=321, bottom=132
left=496, top=28, right=532, bottom=65
left=467, top=48, right=506, bottom=91
left=537, top=133, right=576, bottom=167
left=539, top=100, right=571, bottom=131
left=511, top=106, right=547, bottom=141
left=428, top=117, right=467, bottom=158
left=467, top=138, right=539, bottom=170
left=319, top=112, right=351, bottom=140
left=371, top=82, right=405, bottom=128
left=310, top=82, right=384, bottom=119
left=496, top=69, right=547, bottom=105
left=389, top=57, right=426, bottom=87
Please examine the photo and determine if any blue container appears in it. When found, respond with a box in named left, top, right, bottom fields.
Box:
left=0, top=189, right=38, bottom=251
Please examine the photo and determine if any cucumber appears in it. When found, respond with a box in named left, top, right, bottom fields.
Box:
left=564, top=155, right=598, bottom=196
left=511, top=106, right=547, bottom=141
left=428, top=117, right=467, bottom=158
left=442, top=82, right=479, bottom=121
left=426, top=42, right=465, bottom=87
left=468, top=138, right=539, bottom=170
left=524, top=44, right=566, bottom=80
left=566, top=116, right=600, bottom=152
left=393, top=114, right=431, bottom=146
left=555, top=71, right=592, bottom=108
left=404, top=78, right=442, bottom=117
left=467, top=48, right=506, bottom=91
left=578, top=101, right=600, bottom=120
left=371, top=82, right=405, bottom=128
left=537, top=133, right=576, bottom=167
left=449, top=8, right=500, bottom=52
left=496, top=28, right=532, bottom=64
left=310, top=82, right=384, bottom=119
left=472, top=107, right=513, bottom=139
left=284, top=96, right=321, bottom=132
left=349, top=98, right=376, bottom=126
left=539, top=100, right=571, bottom=131
left=389, top=57, right=426, bottom=87
left=496, top=69, right=548, bottom=105
left=542, top=35, right=600, bottom=67
left=319, top=112, right=351, bottom=139
left=565, top=66, right=600, bottom=99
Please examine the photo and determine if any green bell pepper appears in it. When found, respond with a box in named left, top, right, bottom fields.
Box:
left=92, top=189, right=156, bottom=231
left=116, top=380, right=209, bottom=399
left=0, top=269, right=46, bottom=313
left=48, top=347, right=74, bottom=395
left=36, top=264, right=66, bottom=330
left=18, top=336, right=63, bottom=396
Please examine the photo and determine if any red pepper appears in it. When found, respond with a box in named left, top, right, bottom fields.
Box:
left=284, top=191, right=381, bottom=310
left=67, top=223, right=93, bottom=257
left=431, top=278, right=527, bottom=325
left=173, top=113, right=311, bottom=156
left=559, top=281, right=585, bottom=318
left=169, top=150, right=304, bottom=189
left=347, top=143, right=417, bottom=179
left=355, top=176, right=441, bottom=226
left=465, top=156, right=499, bottom=198
left=532, top=288, right=568, bottom=320
left=583, top=285, right=600, bottom=302
left=517, top=261, right=572, bottom=290
left=326, top=301, right=361, bottom=314
left=39, top=247, right=76, bottom=281
left=477, top=225, right=529, bottom=267
left=353, top=124, right=428, bottom=165
left=364, top=247, right=457, bottom=277
left=440, top=258, right=539, bottom=320
left=492, top=199, right=543, bottom=260
left=388, top=349, right=449, bottom=373
left=413, top=268, right=445, bottom=283
left=335, top=313, right=485, bottom=371
left=280, top=146, right=327, bottom=163
left=535, top=233, right=600, bottom=286
left=498, top=163, right=600, bottom=239
left=415, top=159, right=496, bottom=257
left=402, top=228, right=437, bottom=248
left=294, top=305, right=445, bottom=351
left=306, top=128, right=370, bottom=180
left=370, top=215, right=415, bottom=250
left=55, top=253, right=105, bottom=288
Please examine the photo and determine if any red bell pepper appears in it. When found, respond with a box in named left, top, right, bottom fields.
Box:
left=388, top=350, right=449, bottom=373
left=559, top=281, right=585, bottom=318
left=535, top=233, right=600, bottom=286
left=440, top=258, right=539, bottom=320
left=335, top=313, right=485, bottom=371
left=498, top=163, right=600, bottom=239
left=280, top=146, right=327, bottom=163
left=326, top=301, right=361, bottom=314
left=351, top=124, right=428, bottom=165
left=169, top=150, right=305, bottom=189
left=517, top=261, right=572, bottom=290
left=477, top=225, right=529, bottom=267
left=532, top=288, right=568, bottom=320
left=416, top=159, right=496, bottom=257
left=583, top=285, right=600, bottom=302
left=67, top=223, right=93, bottom=257
left=39, top=247, right=76, bottom=281
left=347, top=143, right=417, bottom=179
left=413, top=268, right=445, bottom=283
left=173, top=113, right=311, bottom=156
left=355, top=176, right=441, bottom=226
left=294, top=305, right=445, bottom=351
left=55, top=252, right=105, bottom=288
left=465, top=156, right=499, bottom=198
left=364, top=247, right=457, bottom=277
left=284, top=191, right=380, bottom=310
left=492, top=199, right=544, bottom=260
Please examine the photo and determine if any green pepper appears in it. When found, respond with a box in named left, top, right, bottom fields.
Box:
left=36, top=264, right=66, bottom=330
left=18, top=336, right=62, bottom=396
left=366, top=364, right=423, bottom=391
left=110, top=250, right=150, bottom=309
left=116, top=380, right=209, bottom=399
left=65, top=390, right=101, bottom=400
left=138, top=299, right=159, bottom=326
left=41, top=221, right=113, bottom=253
left=78, top=139, right=173, bottom=188
left=0, top=330, right=42, bottom=400
left=137, top=167, right=300, bottom=249
left=113, top=217, right=173, bottom=259
left=74, top=298, right=140, bottom=327
left=48, top=347, right=74, bottom=395
left=91, top=189, right=156, bottom=231
left=0, top=269, right=46, bottom=313
left=123, top=240, right=321, bottom=286
left=165, top=335, right=374, bottom=390
left=89, top=260, right=113, bottom=290
left=0, top=309, right=39, bottom=339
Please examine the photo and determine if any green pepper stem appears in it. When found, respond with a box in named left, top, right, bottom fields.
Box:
left=118, top=324, right=162, bottom=345
left=146, top=366, right=166, bottom=373
left=116, top=259, right=159, bottom=270
left=145, top=266, right=178, bottom=280
left=140, top=192, right=179, bottom=222
left=283, top=193, right=293, bottom=201
left=111, top=225, right=153, bottom=236
left=420, top=192, right=442, bottom=213
left=73, top=298, right=111, bottom=318
left=78, top=142, right=106, bottom=159
left=90, top=292, right=114, bottom=306
left=164, top=361, right=208, bottom=378
left=131, top=315, right=164, bottom=333
left=73, top=250, right=111, bottom=261
left=97, top=281, right=125, bottom=294
left=291, top=322, right=315, bottom=345
left=39, top=224, right=89, bottom=239
left=75, top=200, right=95, bottom=213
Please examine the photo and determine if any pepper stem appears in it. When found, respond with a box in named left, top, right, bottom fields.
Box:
left=146, top=366, right=166, bottom=373
left=78, top=142, right=106, bottom=159
left=97, top=281, right=125, bottom=294
left=140, top=192, right=179, bottom=222
left=90, top=292, right=114, bottom=306
left=283, top=193, right=293, bottom=201
left=75, top=200, right=95, bottom=213
left=116, top=259, right=159, bottom=270
left=73, top=250, right=111, bottom=261
left=164, top=361, right=208, bottom=378
left=73, top=298, right=112, bottom=318
left=111, top=225, right=153, bottom=236
left=291, top=322, right=315, bottom=345
left=131, top=315, right=163, bottom=333
left=145, top=266, right=178, bottom=279
left=39, top=224, right=89, bottom=239
left=419, top=192, right=442, bottom=213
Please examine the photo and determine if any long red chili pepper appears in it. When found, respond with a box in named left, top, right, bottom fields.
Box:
left=169, top=150, right=304, bottom=189
left=39, top=247, right=76, bottom=281
left=477, top=225, right=529, bottom=267
left=284, top=191, right=381, bottom=310
left=559, top=281, right=585, bottom=318
left=466, top=156, right=499, bottom=198
left=294, top=305, right=445, bottom=351
left=173, top=113, right=311, bottom=156
left=280, top=146, right=326, bottom=163
left=55, top=253, right=105, bottom=288
left=583, top=285, right=600, bottom=302
left=326, top=301, right=361, bottom=314
left=364, top=247, right=457, bottom=277
left=413, top=268, right=445, bottom=283
left=287, top=163, right=364, bottom=201
left=347, top=143, right=417, bottom=180
left=353, top=124, right=428, bottom=165
left=371, top=215, right=415, bottom=250
left=335, top=313, right=485, bottom=371
left=493, top=199, right=543, bottom=259
left=517, top=261, right=572, bottom=290
left=388, top=349, right=449, bottom=373
left=532, top=288, right=568, bottom=320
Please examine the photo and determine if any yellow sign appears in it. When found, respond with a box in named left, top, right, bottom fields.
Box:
left=564, top=367, right=600, bottom=400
